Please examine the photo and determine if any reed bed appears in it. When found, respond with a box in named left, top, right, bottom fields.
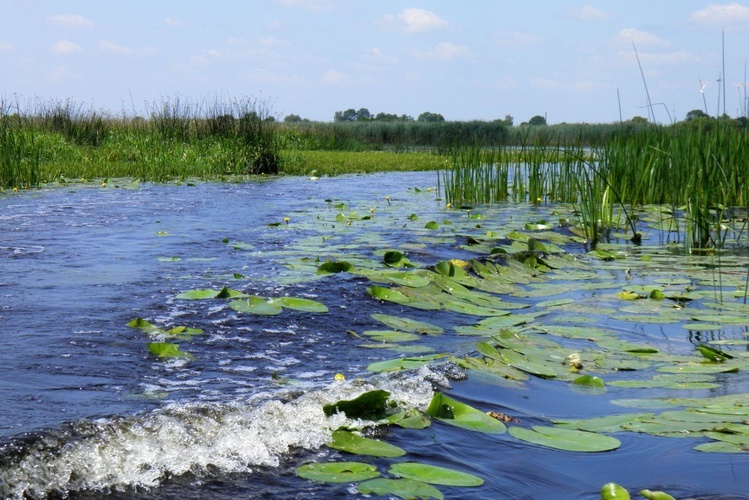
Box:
left=442, top=120, right=749, bottom=250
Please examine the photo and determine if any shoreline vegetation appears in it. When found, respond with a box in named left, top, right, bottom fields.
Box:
left=1, top=96, right=748, bottom=250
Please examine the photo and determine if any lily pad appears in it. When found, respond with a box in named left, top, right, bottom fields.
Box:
left=147, top=342, right=193, bottom=359
left=296, top=461, right=380, bottom=483
left=274, top=296, right=328, bottom=313
left=425, top=392, right=506, bottom=434
left=358, top=478, right=443, bottom=500
left=508, top=425, right=621, bottom=452
left=329, top=430, right=406, bottom=457
left=371, top=313, right=444, bottom=335
left=323, top=390, right=390, bottom=420
left=229, top=296, right=283, bottom=315
left=388, top=462, right=484, bottom=487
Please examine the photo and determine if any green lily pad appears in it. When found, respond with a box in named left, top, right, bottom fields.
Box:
left=274, top=296, right=328, bottom=313
left=176, top=286, right=247, bottom=300
left=508, top=425, right=621, bottom=452
left=601, top=482, right=631, bottom=500
left=317, top=261, right=355, bottom=274
left=329, top=430, right=406, bottom=457
left=573, top=375, right=606, bottom=388
left=229, top=296, right=283, bottom=315
left=323, top=390, right=390, bottom=420
left=388, top=462, right=484, bottom=487
left=358, top=478, right=443, bottom=500
left=367, top=285, right=411, bottom=304
left=363, top=330, right=422, bottom=342
left=426, top=392, right=506, bottom=434
left=371, top=313, right=444, bottom=335
left=367, top=354, right=447, bottom=373
left=296, top=461, right=380, bottom=483
left=147, top=342, right=193, bottom=359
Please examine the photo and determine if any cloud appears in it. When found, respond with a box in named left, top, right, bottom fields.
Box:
left=366, top=47, right=397, bottom=63
left=531, top=76, right=559, bottom=90
left=50, top=65, right=79, bottom=81
left=99, top=40, right=134, bottom=55
left=321, top=70, right=348, bottom=85
left=614, top=28, right=670, bottom=47
left=0, top=41, right=12, bottom=52
left=245, top=68, right=304, bottom=83
left=567, top=5, right=612, bottom=22
left=50, top=40, right=82, bottom=54
left=637, top=50, right=700, bottom=65
left=46, top=14, right=93, bottom=27
left=164, top=17, right=186, bottom=27
left=493, top=30, right=541, bottom=48
left=410, top=42, right=473, bottom=61
left=382, top=8, right=447, bottom=33
left=691, top=2, right=749, bottom=26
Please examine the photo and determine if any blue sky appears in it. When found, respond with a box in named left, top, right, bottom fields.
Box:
left=1, top=1, right=748, bottom=124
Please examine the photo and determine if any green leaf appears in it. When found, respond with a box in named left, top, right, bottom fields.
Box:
left=367, top=285, right=411, bottom=304
left=638, top=489, right=676, bottom=500
left=367, top=354, right=446, bottom=373
left=383, top=250, right=413, bottom=268
left=573, top=375, right=606, bottom=388
left=425, top=392, right=506, bottom=434
left=425, top=221, right=439, bottom=229
left=697, top=344, right=732, bottom=362
left=371, top=313, right=443, bottom=334
left=317, top=261, right=354, bottom=274
left=147, top=342, right=193, bottom=359
left=296, top=462, right=380, bottom=483
left=601, top=482, right=631, bottom=500
left=358, top=478, right=443, bottom=500
left=229, top=296, right=283, bottom=315
left=323, top=390, right=390, bottom=420
left=329, top=430, right=405, bottom=457
left=363, top=330, right=422, bottom=342
left=508, top=425, right=621, bottom=452
left=388, top=462, right=483, bottom=487
left=275, top=296, right=328, bottom=313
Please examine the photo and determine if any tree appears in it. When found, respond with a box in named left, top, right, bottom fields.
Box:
left=503, top=114, right=514, bottom=126
left=417, top=112, right=445, bottom=122
left=356, top=108, right=371, bottom=121
left=684, top=109, right=709, bottom=121
left=528, top=115, right=547, bottom=126
left=283, top=114, right=303, bottom=123
left=334, top=108, right=357, bottom=122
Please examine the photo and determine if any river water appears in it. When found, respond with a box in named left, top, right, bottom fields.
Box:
left=1, top=172, right=748, bottom=499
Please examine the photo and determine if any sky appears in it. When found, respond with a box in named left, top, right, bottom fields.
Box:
left=1, top=1, right=748, bottom=124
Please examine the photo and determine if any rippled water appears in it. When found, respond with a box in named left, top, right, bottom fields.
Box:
left=1, top=173, right=748, bottom=499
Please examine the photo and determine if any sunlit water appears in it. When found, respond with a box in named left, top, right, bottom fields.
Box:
left=1, top=173, right=748, bottom=499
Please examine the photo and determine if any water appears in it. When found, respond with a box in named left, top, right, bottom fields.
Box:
left=1, top=173, right=748, bottom=499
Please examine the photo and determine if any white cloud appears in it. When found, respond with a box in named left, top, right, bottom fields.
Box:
left=50, top=40, right=82, bottom=54
left=366, top=47, right=397, bottom=63
left=614, top=28, right=669, bottom=47
left=567, top=5, right=612, bottom=22
left=99, top=40, right=134, bottom=55
left=411, top=42, right=473, bottom=61
left=493, top=30, right=541, bottom=48
left=0, top=41, right=12, bottom=52
left=164, top=17, right=186, bottom=27
left=383, top=8, right=447, bottom=33
left=691, top=2, right=749, bottom=26
left=46, top=14, right=93, bottom=27
left=245, top=68, right=303, bottom=83
left=258, top=36, right=287, bottom=47
left=50, top=65, right=78, bottom=81
left=321, top=70, right=348, bottom=85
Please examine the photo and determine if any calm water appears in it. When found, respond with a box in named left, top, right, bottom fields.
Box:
left=1, top=173, right=748, bottom=499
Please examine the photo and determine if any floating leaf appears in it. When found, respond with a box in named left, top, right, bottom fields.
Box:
left=367, top=285, right=411, bottom=304
left=601, top=482, right=631, bottom=500
left=508, top=425, right=621, bottom=452
left=275, top=296, right=328, bottom=313
left=147, top=342, right=193, bottom=359
left=323, top=390, right=390, bottom=420
left=371, top=313, right=443, bottom=335
left=388, top=462, right=484, bottom=487
left=296, top=462, right=380, bottom=483
left=425, top=221, right=439, bottom=229
left=426, top=392, right=506, bottom=434
left=573, top=375, right=606, bottom=389
left=358, top=478, right=443, bottom=500
left=329, top=430, right=406, bottom=457
left=317, top=261, right=354, bottom=274
left=367, top=354, right=447, bottom=373
left=639, top=489, right=676, bottom=500
left=383, top=250, right=414, bottom=268
left=229, top=296, right=283, bottom=315
left=697, top=344, right=732, bottom=362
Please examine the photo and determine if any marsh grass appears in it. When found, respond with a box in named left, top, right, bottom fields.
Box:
left=442, top=121, right=748, bottom=250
